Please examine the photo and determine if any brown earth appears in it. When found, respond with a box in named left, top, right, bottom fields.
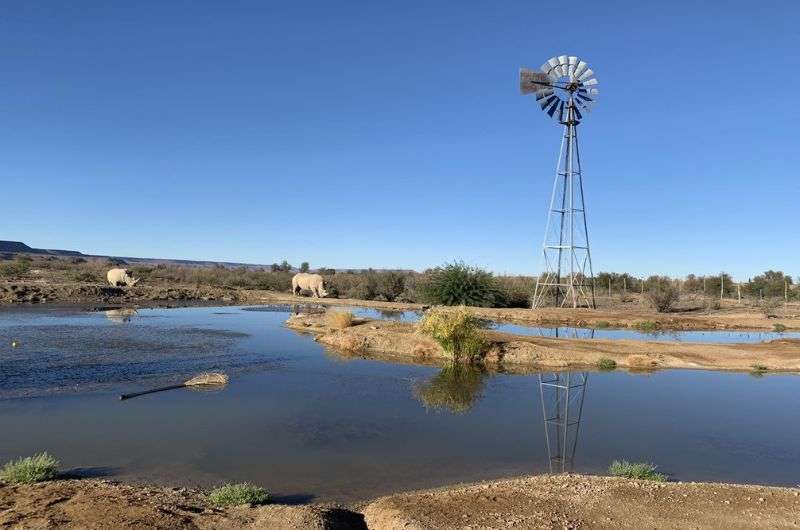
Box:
left=0, top=479, right=365, bottom=530
left=3, top=475, right=798, bottom=529
left=363, top=474, right=800, bottom=530
left=286, top=312, right=800, bottom=373
left=3, top=277, right=799, bottom=332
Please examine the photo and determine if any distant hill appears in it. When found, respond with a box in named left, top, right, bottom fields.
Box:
left=0, top=240, right=84, bottom=257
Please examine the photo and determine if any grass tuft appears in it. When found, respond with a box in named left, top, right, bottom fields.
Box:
left=593, top=320, right=610, bottom=329
left=326, top=310, right=353, bottom=329
left=773, top=323, right=787, bottom=333
left=750, top=363, right=768, bottom=373
left=608, top=460, right=666, bottom=482
left=418, top=306, right=487, bottom=362
left=597, top=358, right=617, bottom=371
left=208, top=483, right=270, bottom=507
left=1, top=453, right=59, bottom=484
left=632, top=320, right=661, bottom=333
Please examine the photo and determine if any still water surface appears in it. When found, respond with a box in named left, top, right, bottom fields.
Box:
left=0, top=305, right=798, bottom=502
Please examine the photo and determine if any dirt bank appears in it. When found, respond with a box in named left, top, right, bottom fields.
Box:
left=0, top=479, right=365, bottom=530
left=287, top=313, right=800, bottom=372
left=3, top=278, right=799, bottom=332
left=363, top=474, right=800, bottom=529
left=3, top=475, right=797, bottom=529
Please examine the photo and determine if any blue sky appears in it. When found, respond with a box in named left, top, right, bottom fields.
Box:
left=2, top=1, right=798, bottom=280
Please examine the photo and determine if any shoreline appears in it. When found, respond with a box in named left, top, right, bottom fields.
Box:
left=3, top=279, right=800, bottom=332
left=2, top=473, right=797, bottom=529
left=287, top=312, right=800, bottom=373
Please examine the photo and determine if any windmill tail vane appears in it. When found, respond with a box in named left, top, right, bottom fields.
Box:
left=520, top=55, right=599, bottom=309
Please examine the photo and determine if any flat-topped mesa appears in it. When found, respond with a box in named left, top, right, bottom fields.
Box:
left=286, top=312, right=800, bottom=373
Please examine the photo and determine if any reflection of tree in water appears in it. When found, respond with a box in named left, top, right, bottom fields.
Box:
left=378, top=309, right=406, bottom=320
left=414, top=364, right=486, bottom=414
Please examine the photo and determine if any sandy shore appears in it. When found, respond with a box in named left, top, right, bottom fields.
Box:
left=2, top=475, right=797, bottom=529
left=287, top=312, right=800, bottom=373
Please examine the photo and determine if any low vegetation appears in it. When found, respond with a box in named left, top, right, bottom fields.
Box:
left=608, top=460, right=666, bottom=482
left=208, top=483, right=270, bottom=507
left=750, top=363, right=768, bottom=373
left=1, top=452, right=59, bottom=484
left=597, top=358, right=617, bottom=371
left=418, top=306, right=487, bottom=362
left=0, top=257, right=31, bottom=278
left=326, top=310, right=353, bottom=329
left=632, top=320, right=661, bottom=333
left=760, top=299, right=781, bottom=318
left=593, top=320, right=610, bottom=329
left=418, top=262, right=504, bottom=307
left=645, top=283, right=680, bottom=313
left=773, top=323, right=787, bottom=332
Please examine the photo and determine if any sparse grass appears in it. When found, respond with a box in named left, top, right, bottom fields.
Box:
left=594, top=320, right=610, bottom=329
left=760, top=299, right=781, bottom=318
left=751, top=363, right=768, bottom=373
left=1, top=452, right=59, bottom=484
left=326, top=310, right=353, bottom=329
left=632, top=320, right=661, bottom=333
left=597, top=358, right=617, bottom=371
left=208, top=483, right=270, bottom=507
left=773, top=323, right=787, bottom=333
left=418, top=306, right=487, bottom=362
left=608, top=460, right=666, bottom=482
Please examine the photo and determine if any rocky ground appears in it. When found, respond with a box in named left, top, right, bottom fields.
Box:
left=363, top=474, right=800, bottom=530
left=2, top=475, right=798, bottom=529
left=286, top=312, right=800, bottom=373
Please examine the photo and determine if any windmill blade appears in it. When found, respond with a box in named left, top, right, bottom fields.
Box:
left=547, top=99, right=562, bottom=118
left=578, top=68, right=594, bottom=82
left=535, top=88, right=555, bottom=101
left=582, top=78, right=599, bottom=87
left=546, top=56, right=560, bottom=73
left=573, top=106, right=583, bottom=121
left=567, top=56, right=578, bottom=78
left=573, top=60, right=588, bottom=79
left=520, top=68, right=553, bottom=94
left=539, top=95, right=558, bottom=111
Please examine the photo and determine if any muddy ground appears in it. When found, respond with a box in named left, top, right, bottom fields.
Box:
left=2, top=475, right=798, bottom=529
left=286, top=312, right=800, bottom=373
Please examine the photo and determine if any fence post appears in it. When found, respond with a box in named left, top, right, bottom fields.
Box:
left=786, top=279, right=789, bottom=304
left=720, top=275, right=724, bottom=302
left=737, top=283, right=741, bottom=304
left=608, top=278, right=611, bottom=298
left=623, top=277, right=627, bottom=295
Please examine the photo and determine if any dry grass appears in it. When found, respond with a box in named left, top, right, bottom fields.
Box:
left=185, top=372, right=229, bottom=387
left=326, top=310, right=354, bottom=329
left=626, top=354, right=658, bottom=369
left=418, top=306, right=487, bottom=362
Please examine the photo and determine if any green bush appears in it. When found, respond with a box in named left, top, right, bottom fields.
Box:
left=495, top=276, right=535, bottom=308
left=414, top=364, right=485, bottom=414
left=0, top=258, right=31, bottom=278
left=594, top=320, right=610, bottom=329
left=419, top=262, right=502, bottom=307
left=597, top=358, right=617, bottom=371
left=773, top=323, right=787, bottom=333
left=418, top=306, right=487, bottom=361
left=608, top=460, right=665, bottom=481
left=1, top=452, right=59, bottom=484
left=208, top=483, right=270, bottom=507
left=632, top=320, right=661, bottom=333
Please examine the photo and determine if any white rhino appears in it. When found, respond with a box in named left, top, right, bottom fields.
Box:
left=107, top=268, right=139, bottom=287
left=292, top=273, right=328, bottom=298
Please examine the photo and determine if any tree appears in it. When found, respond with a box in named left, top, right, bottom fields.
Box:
left=270, top=263, right=280, bottom=272
left=279, top=260, right=292, bottom=272
left=300, top=262, right=310, bottom=273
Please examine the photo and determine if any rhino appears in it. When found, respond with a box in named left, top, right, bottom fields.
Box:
left=107, top=268, right=139, bottom=287
left=292, top=273, right=328, bottom=298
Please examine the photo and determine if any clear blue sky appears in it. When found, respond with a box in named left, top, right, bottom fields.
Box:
left=2, top=1, right=798, bottom=280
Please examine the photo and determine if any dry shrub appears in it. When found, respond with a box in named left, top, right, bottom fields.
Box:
left=645, top=284, right=679, bottom=313
left=335, top=333, right=366, bottom=351
left=326, top=310, right=353, bottom=329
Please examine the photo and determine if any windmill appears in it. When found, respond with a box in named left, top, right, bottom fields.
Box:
left=520, top=55, right=599, bottom=308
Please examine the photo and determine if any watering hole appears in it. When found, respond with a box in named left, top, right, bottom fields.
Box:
left=0, top=304, right=799, bottom=502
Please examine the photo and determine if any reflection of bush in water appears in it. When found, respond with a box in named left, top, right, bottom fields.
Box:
left=414, top=364, right=485, bottom=414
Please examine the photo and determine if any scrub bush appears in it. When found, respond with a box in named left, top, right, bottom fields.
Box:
left=418, top=306, right=487, bottom=361
left=418, top=262, right=502, bottom=307
left=608, top=460, right=665, bottom=481
left=208, top=483, right=270, bottom=507
left=1, top=453, right=59, bottom=484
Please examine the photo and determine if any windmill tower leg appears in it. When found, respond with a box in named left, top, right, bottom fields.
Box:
left=538, top=371, right=588, bottom=473
left=532, top=100, right=596, bottom=309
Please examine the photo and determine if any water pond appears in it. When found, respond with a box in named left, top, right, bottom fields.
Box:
left=0, top=305, right=798, bottom=503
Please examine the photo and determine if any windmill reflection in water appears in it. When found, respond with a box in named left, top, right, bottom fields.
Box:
left=539, top=371, right=588, bottom=473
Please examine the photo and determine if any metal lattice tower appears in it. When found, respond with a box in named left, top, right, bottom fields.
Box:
left=520, top=56, right=599, bottom=308
left=538, top=371, right=588, bottom=473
